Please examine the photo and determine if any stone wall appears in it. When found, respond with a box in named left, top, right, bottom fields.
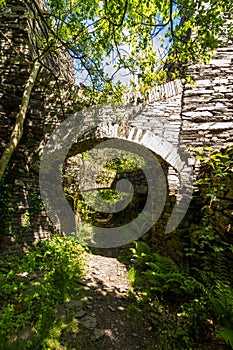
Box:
left=181, top=48, right=233, bottom=149
left=195, top=146, right=233, bottom=243
left=0, top=0, right=79, bottom=248
left=0, top=1, right=232, bottom=256
left=176, top=20, right=233, bottom=258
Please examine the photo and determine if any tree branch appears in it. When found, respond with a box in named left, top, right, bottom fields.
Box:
left=0, top=61, right=41, bottom=181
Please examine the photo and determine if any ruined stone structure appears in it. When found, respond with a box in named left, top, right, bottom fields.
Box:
left=0, top=1, right=232, bottom=255
left=0, top=0, right=80, bottom=246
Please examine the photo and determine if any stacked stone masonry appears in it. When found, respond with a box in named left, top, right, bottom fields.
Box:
left=0, top=1, right=232, bottom=256
left=0, top=0, right=80, bottom=247
left=182, top=46, right=233, bottom=148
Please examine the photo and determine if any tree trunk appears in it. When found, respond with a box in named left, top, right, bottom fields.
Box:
left=0, top=60, right=41, bottom=181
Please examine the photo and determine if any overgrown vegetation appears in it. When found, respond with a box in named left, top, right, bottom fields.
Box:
left=1, top=148, right=233, bottom=349
left=127, top=146, right=233, bottom=349
left=194, top=146, right=233, bottom=239
left=57, top=141, right=233, bottom=349
left=0, top=235, right=85, bottom=349
left=1, top=1, right=233, bottom=349
left=82, top=148, right=146, bottom=172
left=128, top=240, right=233, bottom=349
left=63, top=150, right=148, bottom=228
left=1, top=0, right=232, bottom=181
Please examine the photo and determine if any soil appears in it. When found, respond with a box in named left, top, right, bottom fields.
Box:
left=56, top=246, right=229, bottom=350
left=16, top=245, right=229, bottom=349
left=60, top=246, right=158, bottom=350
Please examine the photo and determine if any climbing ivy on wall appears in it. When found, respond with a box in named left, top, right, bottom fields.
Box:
left=193, top=146, right=233, bottom=243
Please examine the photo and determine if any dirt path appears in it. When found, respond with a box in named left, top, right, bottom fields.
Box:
left=64, top=248, right=157, bottom=350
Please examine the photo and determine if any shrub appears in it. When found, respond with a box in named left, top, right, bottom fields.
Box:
left=0, top=235, right=85, bottom=349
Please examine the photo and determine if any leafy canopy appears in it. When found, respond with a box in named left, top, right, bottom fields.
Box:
left=27, top=0, right=233, bottom=89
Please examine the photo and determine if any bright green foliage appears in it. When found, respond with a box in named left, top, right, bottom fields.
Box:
left=83, top=148, right=146, bottom=172
left=191, top=146, right=233, bottom=247
left=129, top=241, right=233, bottom=349
left=103, top=154, right=146, bottom=172
left=0, top=235, right=85, bottom=349
left=195, top=146, right=233, bottom=197
left=187, top=146, right=233, bottom=348
left=130, top=242, right=202, bottom=298
left=63, top=151, right=148, bottom=229
left=28, top=0, right=232, bottom=89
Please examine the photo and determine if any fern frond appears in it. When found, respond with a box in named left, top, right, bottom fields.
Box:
left=216, top=326, right=233, bottom=348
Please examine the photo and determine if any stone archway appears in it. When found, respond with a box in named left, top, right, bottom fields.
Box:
left=47, top=119, right=194, bottom=248
left=70, top=122, right=193, bottom=227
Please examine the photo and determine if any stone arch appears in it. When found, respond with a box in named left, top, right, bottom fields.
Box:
left=67, top=121, right=191, bottom=199
left=62, top=121, right=193, bottom=238
left=95, top=123, right=184, bottom=172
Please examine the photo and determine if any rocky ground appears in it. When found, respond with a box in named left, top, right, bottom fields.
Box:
left=14, top=246, right=229, bottom=349
left=57, top=247, right=157, bottom=350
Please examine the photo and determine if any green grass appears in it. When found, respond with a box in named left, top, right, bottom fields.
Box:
left=0, top=235, right=86, bottom=350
